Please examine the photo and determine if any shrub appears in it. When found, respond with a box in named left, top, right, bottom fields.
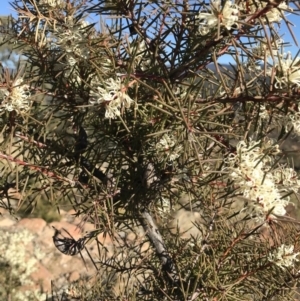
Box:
left=1, top=0, right=300, bottom=300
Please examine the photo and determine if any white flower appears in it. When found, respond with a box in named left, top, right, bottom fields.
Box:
left=132, top=40, right=151, bottom=71
left=224, top=140, right=296, bottom=222
left=252, top=37, right=284, bottom=59
left=0, top=78, right=31, bottom=113
left=240, top=1, right=291, bottom=23
left=268, top=244, right=299, bottom=269
left=53, top=19, right=91, bottom=61
left=89, top=77, right=134, bottom=119
left=155, top=134, right=182, bottom=162
left=173, top=85, right=187, bottom=99
left=79, top=20, right=90, bottom=29
left=274, top=53, right=300, bottom=88
left=265, top=2, right=290, bottom=23
left=289, top=70, right=300, bottom=87
left=285, top=112, right=300, bottom=136
left=258, top=104, right=269, bottom=121
left=157, top=197, right=171, bottom=218
left=197, top=0, right=239, bottom=35
left=39, top=0, right=62, bottom=7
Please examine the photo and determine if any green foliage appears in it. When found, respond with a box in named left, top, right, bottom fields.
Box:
left=17, top=198, right=65, bottom=222
left=0, top=0, right=300, bottom=300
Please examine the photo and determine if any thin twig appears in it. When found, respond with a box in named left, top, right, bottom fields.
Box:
left=0, top=151, right=75, bottom=185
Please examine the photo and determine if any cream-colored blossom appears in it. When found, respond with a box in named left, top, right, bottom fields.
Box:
left=197, top=0, right=239, bottom=35
left=265, top=2, right=290, bottom=23
left=241, top=1, right=291, bottom=23
left=223, top=140, right=298, bottom=222
left=155, top=134, right=182, bottom=162
left=285, top=112, right=300, bottom=136
left=268, top=244, right=299, bottom=269
left=258, top=104, right=269, bottom=121
left=252, top=37, right=284, bottom=58
left=39, top=0, right=63, bottom=8
left=133, top=40, right=151, bottom=71
left=89, top=77, right=134, bottom=119
left=58, top=30, right=89, bottom=60
left=273, top=167, right=300, bottom=190
left=173, top=85, right=187, bottom=99
left=275, top=53, right=300, bottom=88
left=0, top=78, right=31, bottom=113
left=157, top=197, right=171, bottom=218
left=53, top=19, right=91, bottom=62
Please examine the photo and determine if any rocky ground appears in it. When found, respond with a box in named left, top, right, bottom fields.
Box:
left=0, top=201, right=205, bottom=300
left=0, top=208, right=114, bottom=300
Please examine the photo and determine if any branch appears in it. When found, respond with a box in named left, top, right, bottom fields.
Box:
left=140, top=209, right=178, bottom=283
left=15, top=132, right=47, bottom=148
left=0, top=151, right=75, bottom=185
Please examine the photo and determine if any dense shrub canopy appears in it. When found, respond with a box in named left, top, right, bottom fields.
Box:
left=1, top=0, right=300, bottom=300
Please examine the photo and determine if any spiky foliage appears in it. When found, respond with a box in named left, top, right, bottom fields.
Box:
left=1, top=0, right=300, bottom=300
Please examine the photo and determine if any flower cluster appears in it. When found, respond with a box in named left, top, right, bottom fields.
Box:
left=155, top=134, right=182, bottom=162
left=89, top=77, right=134, bottom=119
left=197, top=0, right=291, bottom=36
left=240, top=1, right=291, bottom=23
left=197, top=0, right=239, bottom=35
left=284, top=111, right=300, bottom=136
left=274, top=52, right=300, bottom=88
left=264, top=2, right=290, bottom=23
left=268, top=244, right=299, bottom=269
left=53, top=19, right=91, bottom=65
left=224, top=140, right=300, bottom=222
left=252, top=37, right=284, bottom=59
left=39, top=0, right=63, bottom=8
left=173, top=85, right=187, bottom=99
left=56, top=26, right=89, bottom=61
left=0, top=78, right=31, bottom=113
left=132, top=40, right=152, bottom=71
left=157, top=197, right=171, bottom=219
left=258, top=104, right=269, bottom=122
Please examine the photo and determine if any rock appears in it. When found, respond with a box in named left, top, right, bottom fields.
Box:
left=50, top=221, right=83, bottom=240
left=31, top=262, right=53, bottom=292
left=16, top=218, right=47, bottom=234
left=0, top=217, right=17, bottom=227
left=69, top=270, right=80, bottom=282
